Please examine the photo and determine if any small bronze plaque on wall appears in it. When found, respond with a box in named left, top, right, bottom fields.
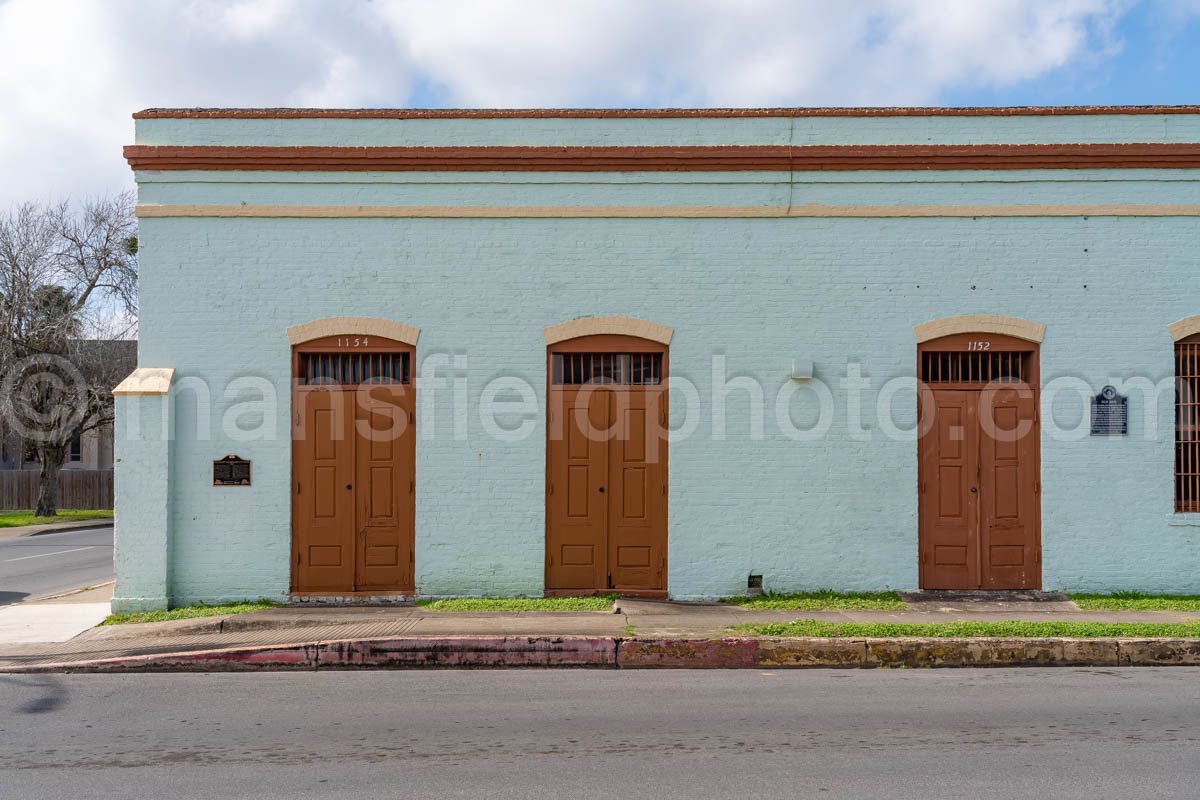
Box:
left=213, top=455, right=251, bottom=486
left=1090, top=385, right=1128, bottom=436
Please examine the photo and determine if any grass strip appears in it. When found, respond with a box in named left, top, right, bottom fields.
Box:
left=102, top=600, right=281, bottom=625
left=0, top=509, right=113, bottom=528
left=723, top=590, right=907, bottom=611
left=416, top=595, right=617, bottom=612
left=734, top=619, right=1200, bottom=638
left=1069, top=592, right=1200, bottom=611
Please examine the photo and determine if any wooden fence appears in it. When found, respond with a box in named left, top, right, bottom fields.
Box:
left=0, top=469, right=114, bottom=510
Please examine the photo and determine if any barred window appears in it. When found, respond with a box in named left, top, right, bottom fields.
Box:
left=1177, top=335, right=1200, bottom=512
left=298, top=352, right=410, bottom=386
left=920, top=350, right=1029, bottom=385
left=551, top=353, right=662, bottom=386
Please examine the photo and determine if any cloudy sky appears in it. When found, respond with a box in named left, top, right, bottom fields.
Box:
left=0, top=0, right=1198, bottom=206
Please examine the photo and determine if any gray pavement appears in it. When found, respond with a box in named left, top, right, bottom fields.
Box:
left=1, top=668, right=1198, bottom=799
left=0, top=525, right=113, bottom=605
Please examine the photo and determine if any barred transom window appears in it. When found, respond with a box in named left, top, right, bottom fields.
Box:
left=921, top=350, right=1029, bottom=385
left=552, top=353, right=662, bottom=386
left=298, top=352, right=411, bottom=386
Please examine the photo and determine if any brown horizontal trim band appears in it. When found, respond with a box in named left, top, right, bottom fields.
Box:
left=136, top=203, right=1200, bottom=219
left=133, top=105, right=1200, bottom=120
left=124, top=143, right=1200, bottom=172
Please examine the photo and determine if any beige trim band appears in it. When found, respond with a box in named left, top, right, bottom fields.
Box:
left=1169, top=316, right=1200, bottom=342
left=113, top=367, right=175, bottom=396
left=138, top=203, right=1200, bottom=219
left=915, top=315, right=1046, bottom=344
left=544, top=316, right=673, bottom=346
left=287, top=316, right=420, bottom=346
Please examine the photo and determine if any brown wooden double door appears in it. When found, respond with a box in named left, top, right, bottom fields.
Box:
left=918, top=339, right=1041, bottom=589
left=292, top=341, right=415, bottom=593
left=547, top=340, right=668, bottom=595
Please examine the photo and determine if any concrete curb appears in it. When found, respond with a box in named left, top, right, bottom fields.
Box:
left=31, top=580, right=115, bottom=603
left=6, top=635, right=1200, bottom=673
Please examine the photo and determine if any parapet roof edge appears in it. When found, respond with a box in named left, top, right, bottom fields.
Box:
left=133, top=105, right=1200, bottom=120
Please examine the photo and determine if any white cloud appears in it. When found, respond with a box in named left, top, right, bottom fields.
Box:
left=0, top=0, right=1137, bottom=207
left=374, top=0, right=1128, bottom=106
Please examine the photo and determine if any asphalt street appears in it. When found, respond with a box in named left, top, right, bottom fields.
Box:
left=0, top=526, right=114, bottom=605
left=1, top=668, right=1197, bottom=799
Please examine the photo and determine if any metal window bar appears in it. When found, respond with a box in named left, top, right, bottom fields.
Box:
left=1178, top=341, right=1200, bottom=513
left=921, top=351, right=1026, bottom=385
left=299, top=353, right=410, bottom=386
left=552, top=353, right=663, bottom=385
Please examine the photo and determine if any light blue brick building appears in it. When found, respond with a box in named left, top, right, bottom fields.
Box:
left=113, top=106, right=1200, bottom=611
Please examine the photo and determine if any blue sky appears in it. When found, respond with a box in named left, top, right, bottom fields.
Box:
left=941, top=2, right=1200, bottom=106
left=0, top=0, right=1197, bottom=205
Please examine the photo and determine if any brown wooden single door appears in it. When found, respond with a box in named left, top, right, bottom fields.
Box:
left=608, top=390, right=667, bottom=591
left=546, top=340, right=668, bottom=595
left=354, top=384, right=416, bottom=590
left=979, top=386, right=1040, bottom=589
left=547, top=389, right=609, bottom=592
left=919, top=391, right=980, bottom=590
left=294, top=388, right=356, bottom=592
left=293, top=340, right=415, bottom=593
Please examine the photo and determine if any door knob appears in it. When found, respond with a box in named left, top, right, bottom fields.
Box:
left=970, top=486, right=977, bottom=493
left=346, top=484, right=353, bottom=490
left=598, top=486, right=605, bottom=493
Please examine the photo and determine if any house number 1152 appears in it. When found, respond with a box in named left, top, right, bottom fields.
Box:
left=967, top=340, right=991, bottom=351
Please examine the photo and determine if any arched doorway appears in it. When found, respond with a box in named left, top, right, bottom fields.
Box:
left=290, top=319, right=417, bottom=594
left=545, top=322, right=670, bottom=597
left=917, top=321, right=1042, bottom=590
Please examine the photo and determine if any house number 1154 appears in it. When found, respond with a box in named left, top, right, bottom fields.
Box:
left=337, top=337, right=370, bottom=347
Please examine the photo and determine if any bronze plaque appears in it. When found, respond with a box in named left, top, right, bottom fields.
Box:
left=213, top=454, right=251, bottom=486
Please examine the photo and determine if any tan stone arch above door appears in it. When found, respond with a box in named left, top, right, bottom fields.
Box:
left=914, top=314, right=1045, bottom=344
left=543, top=315, right=673, bottom=346
left=1169, top=316, right=1200, bottom=342
left=287, top=316, right=420, bottom=346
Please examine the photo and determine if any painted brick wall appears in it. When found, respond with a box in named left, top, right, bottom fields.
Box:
left=121, top=112, right=1200, bottom=604
left=128, top=211, right=1200, bottom=603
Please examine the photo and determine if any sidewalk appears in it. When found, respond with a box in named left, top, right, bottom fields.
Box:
left=0, top=584, right=112, bottom=645
left=3, top=594, right=1200, bottom=671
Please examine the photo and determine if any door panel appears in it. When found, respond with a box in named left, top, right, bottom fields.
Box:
left=294, top=389, right=355, bottom=591
left=355, top=384, right=415, bottom=591
left=608, top=391, right=667, bottom=591
left=979, top=387, right=1040, bottom=589
left=547, top=390, right=609, bottom=591
left=920, top=392, right=979, bottom=589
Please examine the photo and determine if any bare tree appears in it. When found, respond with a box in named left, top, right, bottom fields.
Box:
left=0, top=193, right=137, bottom=516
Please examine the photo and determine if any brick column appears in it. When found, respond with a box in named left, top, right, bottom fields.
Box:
left=111, top=368, right=175, bottom=612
